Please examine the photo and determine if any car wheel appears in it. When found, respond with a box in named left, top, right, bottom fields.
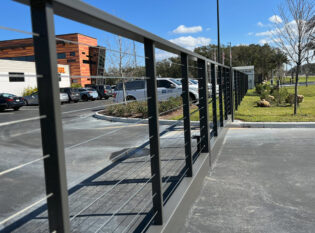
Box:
left=82, top=95, right=88, bottom=101
left=126, top=96, right=136, bottom=101
left=74, top=100, right=79, bottom=103
left=13, top=107, right=20, bottom=111
left=189, top=93, right=197, bottom=103
left=91, top=98, right=96, bottom=101
left=0, top=107, right=5, bottom=112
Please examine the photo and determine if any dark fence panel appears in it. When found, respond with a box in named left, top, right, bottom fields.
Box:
left=1, top=1, right=249, bottom=232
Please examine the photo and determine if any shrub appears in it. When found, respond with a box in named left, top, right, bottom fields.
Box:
left=285, top=94, right=304, bottom=106
left=22, top=87, right=38, bottom=96
left=257, top=99, right=271, bottom=107
left=256, top=83, right=271, bottom=95
left=273, top=88, right=289, bottom=106
left=71, top=83, right=82, bottom=88
left=297, top=95, right=304, bottom=103
left=286, top=94, right=295, bottom=106
left=104, top=96, right=182, bottom=118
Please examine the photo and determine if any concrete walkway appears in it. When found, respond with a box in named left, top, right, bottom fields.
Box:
left=184, top=128, right=315, bottom=233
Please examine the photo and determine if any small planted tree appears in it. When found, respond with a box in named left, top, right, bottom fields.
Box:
left=271, top=0, right=314, bottom=114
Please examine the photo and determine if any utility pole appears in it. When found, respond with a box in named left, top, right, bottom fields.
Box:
left=217, top=0, right=221, bottom=63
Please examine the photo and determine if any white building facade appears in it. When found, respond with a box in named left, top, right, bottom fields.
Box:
left=233, top=66, right=255, bottom=89
left=0, top=60, right=70, bottom=96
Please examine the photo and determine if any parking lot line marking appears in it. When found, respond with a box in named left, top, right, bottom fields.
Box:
left=96, top=124, right=147, bottom=130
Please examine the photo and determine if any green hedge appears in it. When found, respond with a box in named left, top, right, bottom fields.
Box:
left=104, top=96, right=182, bottom=118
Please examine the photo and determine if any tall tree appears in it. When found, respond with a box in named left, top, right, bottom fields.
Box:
left=271, top=0, right=314, bottom=114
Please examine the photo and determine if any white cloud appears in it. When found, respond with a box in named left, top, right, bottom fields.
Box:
left=206, top=27, right=211, bottom=31
left=172, top=25, right=202, bottom=34
left=255, top=30, right=273, bottom=37
left=155, top=51, right=174, bottom=60
left=257, top=22, right=265, bottom=27
left=269, top=15, right=283, bottom=24
left=169, top=36, right=211, bottom=51
left=259, top=39, right=269, bottom=44
left=248, top=32, right=254, bottom=36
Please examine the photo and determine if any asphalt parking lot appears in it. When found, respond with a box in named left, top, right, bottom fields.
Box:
left=0, top=99, right=169, bottom=229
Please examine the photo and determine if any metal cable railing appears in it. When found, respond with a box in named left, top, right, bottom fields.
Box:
left=0, top=1, right=249, bottom=232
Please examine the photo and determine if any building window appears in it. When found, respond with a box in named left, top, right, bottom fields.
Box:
left=70, top=51, right=75, bottom=56
left=58, top=73, right=61, bottom=81
left=9, top=72, right=25, bottom=82
left=57, top=53, right=66, bottom=59
left=1, top=56, right=35, bottom=62
left=67, top=59, right=76, bottom=63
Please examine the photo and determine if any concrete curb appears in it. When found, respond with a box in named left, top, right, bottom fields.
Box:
left=93, top=111, right=201, bottom=126
left=228, top=120, right=315, bottom=128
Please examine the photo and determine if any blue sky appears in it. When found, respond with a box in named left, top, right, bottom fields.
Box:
left=0, top=0, right=284, bottom=61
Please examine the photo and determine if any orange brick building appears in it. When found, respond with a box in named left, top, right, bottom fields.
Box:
left=0, top=33, right=105, bottom=87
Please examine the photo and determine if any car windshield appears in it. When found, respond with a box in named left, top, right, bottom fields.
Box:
left=78, top=88, right=86, bottom=92
left=72, top=89, right=79, bottom=93
left=190, top=79, right=198, bottom=84
left=170, top=78, right=181, bottom=86
left=1, top=93, right=15, bottom=98
left=86, top=88, right=95, bottom=91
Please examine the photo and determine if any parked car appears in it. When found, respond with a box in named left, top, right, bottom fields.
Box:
left=78, top=88, right=99, bottom=101
left=59, top=92, right=69, bottom=104
left=176, top=78, right=219, bottom=96
left=85, top=84, right=112, bottom=99
left=24, top=91, right=70, bottom=105
left=113, top=78, right=199, bottom=103
left=0, top=93, right=24, bottom=111
left=60, top=87, right=80, bottom=103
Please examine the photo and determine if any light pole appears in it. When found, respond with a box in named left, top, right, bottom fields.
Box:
left=217, top=0, right=221, bottom=63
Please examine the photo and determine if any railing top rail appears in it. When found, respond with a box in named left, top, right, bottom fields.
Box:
left=15, top=0, right=238, bottom=70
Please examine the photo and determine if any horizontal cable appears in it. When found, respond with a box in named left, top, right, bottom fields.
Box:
left=70, top=154, right=155, bottom=222
left=140, top=211, right=158, bottom=233
left=55, top=38, right=146, bottom=59
left=62, top=97, right=151, bottom=115
left=0, top=74, right=43, bottom=78
left=0, top=193, right=53, bottom=226
left=120, top=193, right=156, bottom=233
left=166, top=61, right=202, bottom=70
left=0, top=25, right=39, bottom=36
left=163, top=167, right=188, bottom=205
left=65, top=116, right=150, bottom=150
left=0, top=155, right=49, bottom=177
left=69, top=75, right=149, bottom=80
left=159, top=104, right=184, bottom=116
left=94, top=174, right=155, bottom=233
left=162, top=154, right=188, bottom=189
left=0, top=115, right=46, bottom=128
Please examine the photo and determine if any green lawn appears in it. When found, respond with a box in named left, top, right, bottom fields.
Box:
left=170, top=85, right=315, bottom=122
left=235, top=85, right=315, bottom=122
left=279, top=76, right=315, bottom=84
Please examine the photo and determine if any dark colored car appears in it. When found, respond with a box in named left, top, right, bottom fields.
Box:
left=60, top=88, right=80, bottom=103
left=0, top=93, right=24, bottom=111
left=85, top=84, right=111, bottom=99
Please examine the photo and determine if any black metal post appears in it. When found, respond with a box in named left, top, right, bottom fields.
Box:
left=218, top=66, right=224, bottom=127
left=211, top=64, right=218, bottom=137
left=216, top=0, right=221, bottom=63
left=234, top=70, right=238, bottom=111
left=230, top=68, right=235, bottom=121
left=30, top=1, right=70, bottom=232
left=223, top=68, right=228, bottom=120
left=144, top=38, right=163, bottom=225
left=197, top=59, right=210, bottom=153
left=181, top=53, right=192, bottom=177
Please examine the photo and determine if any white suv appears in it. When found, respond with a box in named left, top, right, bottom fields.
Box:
left=113, top=78, right=199, bottom=103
